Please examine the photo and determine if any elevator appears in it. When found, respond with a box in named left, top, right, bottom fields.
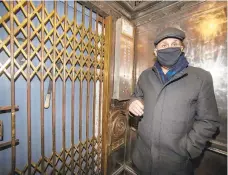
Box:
left=0, top=1, right=227, bottom=175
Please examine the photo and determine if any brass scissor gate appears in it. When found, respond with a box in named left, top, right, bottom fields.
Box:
left=8, top=38, right=57, bottom=109
left=0, top=1, right=112, bottom=174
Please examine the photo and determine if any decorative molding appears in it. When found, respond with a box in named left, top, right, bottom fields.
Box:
left=135, top=1, right=226, bottom=33
left=116, top=1, right=159, bottom=13
left=133, top=1, right=204, bottom=26
left=81, top=1, right=192, bottom=23
left=81, top=1, right=130, bottom=20
left=106, top=1, right=131, bottom=19
left=110, top=110, right=127, bottom=141
left=131, top=1, right=178, bottom=19
left=112, top=114, right=127, bottom=140
left=79, top=1, right=120, bottom=20
left=109, top=109, right=128, bottom=151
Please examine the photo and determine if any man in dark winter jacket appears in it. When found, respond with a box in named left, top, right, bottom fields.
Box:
left=129, top=27, right=220, bottom=175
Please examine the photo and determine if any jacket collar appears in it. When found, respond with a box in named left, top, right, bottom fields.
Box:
left=152, top=66, right=188, bottom=86
left=153, top=67, right=188, bottom=102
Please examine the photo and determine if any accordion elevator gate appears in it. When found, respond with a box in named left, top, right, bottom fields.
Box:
left=0, top=1, right=112, bottom=174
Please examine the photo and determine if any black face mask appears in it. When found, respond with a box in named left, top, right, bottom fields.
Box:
left=157, top=47, right=182, bottom=67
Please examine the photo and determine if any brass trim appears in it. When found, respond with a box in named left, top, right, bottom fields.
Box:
left=207, top=147, right=227, bottom=156
left=27, top=1, right=32, bottom=174
left=70, top=2, right=77, bottom=174
left=52, top=1, right=57, bottom=173
left=92, top=12, right=99, bottom=174
left=10, top=1, right=16, bottom=173
left=102, top=16, right=112, bottom=175
left=61, top=1, right=67, bottom=174
left=40, top=1, right=45, bottom=174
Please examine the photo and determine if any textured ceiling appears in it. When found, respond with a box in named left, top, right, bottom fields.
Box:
left=116, top=1, right=160, bottom=13
left=81, top=1, right=203, bottom=26
left=115, top=1, right=180, bottom=20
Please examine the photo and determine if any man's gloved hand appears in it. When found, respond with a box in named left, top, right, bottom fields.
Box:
left=129, top=100, right=144, bottom=116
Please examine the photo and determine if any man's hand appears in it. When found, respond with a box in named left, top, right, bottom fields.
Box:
left=129, top=100, right=144, bottom=116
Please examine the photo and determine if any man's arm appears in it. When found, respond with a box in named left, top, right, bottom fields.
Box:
left=128, top=74, right=144, bottom=116
left=130, top=75, right=144, bottom=102
left=186, top=72, right=220, bottom=159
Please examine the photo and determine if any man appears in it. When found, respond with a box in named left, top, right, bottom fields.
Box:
left=129, top=27, right=220, bottom=175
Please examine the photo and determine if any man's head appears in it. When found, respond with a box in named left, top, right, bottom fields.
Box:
left=154, top=38, right=184, bottom=56
left=153, top=27, right=186, bottom=67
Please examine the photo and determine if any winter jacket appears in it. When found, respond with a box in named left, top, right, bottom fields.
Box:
left=130, top=66, right=220, bottom=175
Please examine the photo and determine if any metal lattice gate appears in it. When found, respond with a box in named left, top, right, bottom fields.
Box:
left=0, top=1, right=111, bottom=174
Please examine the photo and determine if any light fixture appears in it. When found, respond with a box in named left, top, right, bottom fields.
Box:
left=197, top=15, right=223, bottom=40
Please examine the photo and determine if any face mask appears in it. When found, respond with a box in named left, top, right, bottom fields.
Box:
left=157, top=47, right=182, bottom=67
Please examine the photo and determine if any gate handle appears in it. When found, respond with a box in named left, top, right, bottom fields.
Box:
left=0, top=139, right=19, bottom=151
left=44, top=60, right=61, bottom=109
left=44, top=94, right=51, bottom=109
